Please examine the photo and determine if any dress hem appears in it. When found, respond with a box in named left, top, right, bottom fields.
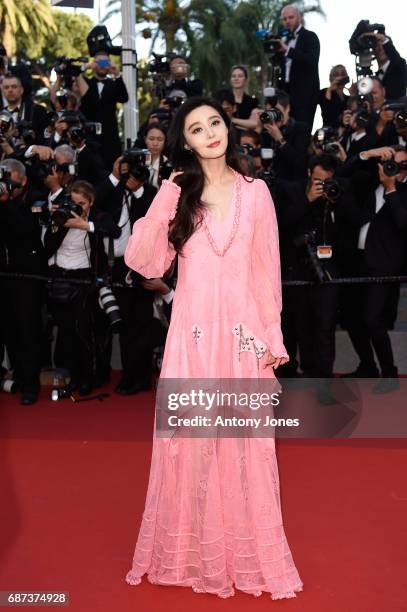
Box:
left=125, top=570, right=304, bottom=600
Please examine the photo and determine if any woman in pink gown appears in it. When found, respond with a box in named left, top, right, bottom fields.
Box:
left=124, top=98, right=303, bottom=599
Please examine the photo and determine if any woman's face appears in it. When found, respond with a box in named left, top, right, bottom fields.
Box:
left=145, top=128, right=166, bottom=156
left=183, top=105, right=229, bottom=160
left=230, top=68, right=246, bottom=89
left=71, top=191, right=93, bottom=216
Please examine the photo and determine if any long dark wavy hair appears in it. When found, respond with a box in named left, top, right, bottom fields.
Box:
left=167, top=96, right=246, bottom=254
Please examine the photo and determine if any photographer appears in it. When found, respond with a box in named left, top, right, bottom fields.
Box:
left=43, top=180, right=120, bottom=396
left=144, top=124, right=171, bottom=188
left=164, top=55, right=203, bottom=99
left=95, top=152, right=160, bottom=394
left=40, top=145, right=77, bottom=209
left=259, top=90, right=310, bottom=181
left=78, top=52, right=129, bottom=169
left=371, top=31, right=407, bottom=100
left=64, top=118, right=108, bottom=186
left=275, top=154, right=358, bottom=390
left=0, top=73, right=47, bottom=145
left=277, top=4, right=320, bottom=128
left=340, top=146, right=407, bottom=391
left=318, top=65, right=350, bottom=128
left=0, top=159, right=45, bottom=405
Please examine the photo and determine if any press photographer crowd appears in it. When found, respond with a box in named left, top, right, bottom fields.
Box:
left=0, top=5, right=407, bottom=405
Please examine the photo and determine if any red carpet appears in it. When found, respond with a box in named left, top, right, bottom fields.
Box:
left=0, top=375, right=406, bottom=612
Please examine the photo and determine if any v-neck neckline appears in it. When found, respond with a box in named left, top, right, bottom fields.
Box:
left=204, top=178, right=236, bottom=225
left=202, top=170, right=242, bottom=257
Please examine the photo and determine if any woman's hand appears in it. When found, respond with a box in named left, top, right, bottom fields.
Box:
left=168, top=170, right=183, bottom=183
left=64, top=211, right=89, bottom=230
left=262, top=349, right=285, bottom=370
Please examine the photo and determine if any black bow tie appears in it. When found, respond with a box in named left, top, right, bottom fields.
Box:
left=286, top=31, right=296, bottom=41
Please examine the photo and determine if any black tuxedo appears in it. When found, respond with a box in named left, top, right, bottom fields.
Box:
left=79, top=76, right=129, bottom=169
left=260, top=118, right=310, bottom=181
left=95, top=178, right=158, bottom=389
left=377, top=38, right=407, bottom=100
left=280, top=27, right=320, bottom=127
left=341, top=179, right=407, bottom=377
left=76, top=143, right=108, bottom=186
left=0, top=190, right=46, bottom=395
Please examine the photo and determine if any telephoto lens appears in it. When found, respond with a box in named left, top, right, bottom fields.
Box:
left=0, top=378, right=18, bottom=393
left=98, top=286, right=122, bottom=330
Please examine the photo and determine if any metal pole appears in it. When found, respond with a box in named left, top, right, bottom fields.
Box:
left=121, top=0, right=138, bottom=145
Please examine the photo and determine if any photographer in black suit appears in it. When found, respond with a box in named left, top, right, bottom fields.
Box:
left=274, top=155, right=358, bottom=395
left=0, top=74, right=47, bottom=144
left=277, top=4, right=320, bottom=128
left=373, top=31, right=407, bottom=100
left=341, top=146, right=407, bottom=391
left=259, top=90, right=310, bottom=181
left=43, top=181, right=120, bottom=396
left=0, top=158, right=45, bottom=404
left=77, top=52, right=128, bottom=169
left=95, top=153, right=163, bottom=394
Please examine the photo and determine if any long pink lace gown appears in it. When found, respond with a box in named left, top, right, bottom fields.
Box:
left=123, top=171, right=303, bottom=599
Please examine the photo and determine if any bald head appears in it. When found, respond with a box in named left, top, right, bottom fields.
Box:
left=281, top=5, right=302, bottom=31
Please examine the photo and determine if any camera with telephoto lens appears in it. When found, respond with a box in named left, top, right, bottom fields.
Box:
left=68, top=122, right=102, bottom=145
left=149, top=52, right=172, bottom=74
left=98, top=286, right=122, bottom=330
left=120, top=148, right=151, bottom=182
left=255, top=27, right=289, bottom=57
left=259, top=108, right=283, bottom=124
left=394, top=108, right=407, bottom=131
left=50, top=193, right=83, bottom=227
left=54, top=56, right=88, bottom=89
left=25, top=155, right=76, bottom=182
left=313, top=127, right=340, bottom=155
left=320, top=178, right=342, bottom=201
left=0, top=166, right=22, bottom=196
left=382, top=158, right=407, bottom=177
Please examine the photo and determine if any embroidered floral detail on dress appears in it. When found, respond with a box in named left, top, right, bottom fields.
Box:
left=192, top=324, right=203, bottom=344
left=232, top=323, right=268, bottom=362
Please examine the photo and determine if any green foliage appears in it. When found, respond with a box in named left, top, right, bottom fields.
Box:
left=16, top=9, right=94, bottom=63
left=0, top=0, right=56, bottom=55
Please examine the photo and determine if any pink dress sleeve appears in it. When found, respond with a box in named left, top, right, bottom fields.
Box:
left=252, top=179, right=289, bottom=363
left=124, top=180, right=180, bottom=278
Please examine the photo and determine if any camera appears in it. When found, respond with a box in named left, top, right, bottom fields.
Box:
left=313, top=127, right=340, bottom=154
left=98, top=286, right=122, bottom=330
left=68, top=122, right=102, bottom=145
left=382, top=159, right=407, bottom=177
left=294, top=231, right=328, bottom=283
left=51, top=194, right=83, bottom=226
left=120, top=148, right=151, bottom=182
left=15, top=120, right=36, bottom=147
left=394, top=109, right=407, bottom=131
left=0, top=110, right=14, bottom=139
left=255, top=27, right=289, bottom=57
left=321, top=178, right=342, bottom=201
left=259, top=108, right=283, bottom=124
left=349, top=21, right=385, bottom=77
left=149, top=53, right=172, bottom=74
left=0, top=166, right=22, bottom=196
left=54, top=56, right=87, bottom=89
left=87, top=25, right=122, bottom=57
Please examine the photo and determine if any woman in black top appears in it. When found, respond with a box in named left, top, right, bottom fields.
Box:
left=230, top=65, right=259, bottom=119
left=318, top=64, right=350, bottom=128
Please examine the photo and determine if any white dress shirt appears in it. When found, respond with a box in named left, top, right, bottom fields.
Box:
left=285, top=25, right=303, bottom=84
left=103, top=174, right=144, bottom=257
